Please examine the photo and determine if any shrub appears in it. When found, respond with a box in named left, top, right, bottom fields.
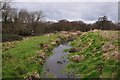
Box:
left=2, top=34, right=23, bottom=42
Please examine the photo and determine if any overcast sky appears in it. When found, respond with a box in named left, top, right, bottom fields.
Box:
left=12, top=0, right=118, bottom=23
left=13, top=0, right=119, bottom=2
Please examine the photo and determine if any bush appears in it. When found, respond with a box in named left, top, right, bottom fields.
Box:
left=2, top=34, right=23, bottom=42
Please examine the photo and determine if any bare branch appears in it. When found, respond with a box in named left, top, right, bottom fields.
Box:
left=0, top=0, right=12, bottom=10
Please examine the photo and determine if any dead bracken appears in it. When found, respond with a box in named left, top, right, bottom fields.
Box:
left=102, top=43, right=115, bottom=52
left=37, top=50, right=46, bottom=60
left=103, top=51, right=120, bottom=61
left=26, top=71, right=40, bottom=80
left=70, top=55, right=84, bottom=62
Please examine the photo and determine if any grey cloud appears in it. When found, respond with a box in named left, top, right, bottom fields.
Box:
left=13, top=2, right=118, bottom=22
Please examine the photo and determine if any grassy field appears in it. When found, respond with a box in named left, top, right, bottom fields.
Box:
left=66, top=30, right=120, bottom=78
left=2, top=33, right=61, bottom=78
left=2, top=30, right=119, bottom=79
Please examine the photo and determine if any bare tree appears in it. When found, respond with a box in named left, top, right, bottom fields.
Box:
left=0, top=0, right=12, bottom=10
left=29, top=12, right=35, bottom=23
left=2, top=4, right=11, bottom=23
left=11, top=8, right=18, bottom=23
left=18, top=9, right=30, bottom=23
left=29, top=10, right=44, bottom=35
left=30, top=10, right=44, bottom=22
left=35, top=10, right=44, bottom=22
left=1, top=0, right=12, bottom=23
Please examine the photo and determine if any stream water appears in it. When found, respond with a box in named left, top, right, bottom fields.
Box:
left=41, top=43, right=74, bottom=78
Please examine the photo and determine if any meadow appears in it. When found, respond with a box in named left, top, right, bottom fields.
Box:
left=2, top=30, right=120, bottom=79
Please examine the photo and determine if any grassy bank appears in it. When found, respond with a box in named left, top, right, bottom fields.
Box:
left=66, top=30, right=120, bottom=78
left=2, top=33, right=60, bottom=79
left=2, top=31, right=80, bottom=79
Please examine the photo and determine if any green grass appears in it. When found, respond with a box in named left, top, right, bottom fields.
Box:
left=2, top=30, right=119, bottom=79
left=67, top=30, right=119, bottom=78
left=2, top=33, right=60, bottom=78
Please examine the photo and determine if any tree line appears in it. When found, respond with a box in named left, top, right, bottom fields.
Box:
left=1, top=0, right=119, bottom=37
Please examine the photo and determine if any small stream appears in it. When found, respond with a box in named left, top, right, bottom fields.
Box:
left=41, top=43, right=74, bottom=78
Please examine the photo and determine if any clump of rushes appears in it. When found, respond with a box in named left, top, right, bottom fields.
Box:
left=66, top=30, right=120, bottom=78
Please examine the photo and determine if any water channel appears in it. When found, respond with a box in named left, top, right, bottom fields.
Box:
left=41, top=43, right=74, bottom=78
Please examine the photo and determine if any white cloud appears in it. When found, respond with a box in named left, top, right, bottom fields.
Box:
left=13, top=0, right=119, bottom=2
left=13, top=2, right=118, bottom=22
